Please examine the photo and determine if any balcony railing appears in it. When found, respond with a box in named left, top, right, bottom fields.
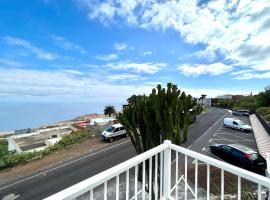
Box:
left=45, top=140, right=270, bottom=200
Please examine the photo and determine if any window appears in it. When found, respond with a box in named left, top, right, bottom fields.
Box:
left=120, top=127, right=125, bottom=131
left=114, top=128, right=120, bottom=132
left=233, top=121, right=238, bottom=125
left=222, top=146, right=233, bottom=153
left=232, top=149, right=243, bottom=157
left=106, top=126, right=114, bottom=132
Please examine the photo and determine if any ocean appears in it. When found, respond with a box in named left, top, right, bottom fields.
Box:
left=0, top=102, right=123, bottom=131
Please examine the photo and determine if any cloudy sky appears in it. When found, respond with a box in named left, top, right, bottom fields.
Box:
left=0, top=0, right=269, bottom=102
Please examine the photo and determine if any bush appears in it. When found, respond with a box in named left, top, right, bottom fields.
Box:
left=0, top=140, right=8, bottom=157
left=264, top=113, right=270, bottom=123
left=256, top=107, right=270, bottom=116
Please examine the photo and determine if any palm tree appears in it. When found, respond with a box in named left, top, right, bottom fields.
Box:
left=104, top=105, right=116, bottom=117
left=200, top=94, right=207, bottom=106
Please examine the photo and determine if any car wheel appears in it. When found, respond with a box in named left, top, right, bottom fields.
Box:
left=124, top=133, right=128, bottom=138
left=109, top=137, right=114, bottom=143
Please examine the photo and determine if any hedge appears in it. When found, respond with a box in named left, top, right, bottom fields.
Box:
left=256, top=107, right=270, bottom=123
left=256, top=107, right=270, bottom=116
left=0, top=130, right=95, bottom=170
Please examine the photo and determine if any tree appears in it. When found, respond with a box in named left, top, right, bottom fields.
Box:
left=256, top=86, right=270, bottom=108
left=200, top=94, right=207, bottom=106
left=104, top=105, right=116, bottom=117
left=117, top=83, right=200, bottom=198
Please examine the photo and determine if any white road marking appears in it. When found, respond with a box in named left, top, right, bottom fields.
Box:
left=2, top=193, right=20, bottom=200
left=202, top=147, right=206, bottom=151
left=188, top=111, right=230, bottom=149
left=0, top=140, right=130, bottom=191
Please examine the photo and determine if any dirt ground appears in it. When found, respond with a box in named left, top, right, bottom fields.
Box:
left=0, top=137, right=111, bottom=186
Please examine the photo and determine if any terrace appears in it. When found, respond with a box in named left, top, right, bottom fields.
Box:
left=45, top=140, right=270, bottom=200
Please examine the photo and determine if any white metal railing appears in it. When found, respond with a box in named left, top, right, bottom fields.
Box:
left=45, top=140, right=270, bottom=200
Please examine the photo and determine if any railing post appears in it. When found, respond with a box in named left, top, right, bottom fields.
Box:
left=163, top=140, right=172, bottom=199
left=266, top=153, right=270, bottom=200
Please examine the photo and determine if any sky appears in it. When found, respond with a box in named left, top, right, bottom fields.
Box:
left=0, top=0, right=270, bottom=103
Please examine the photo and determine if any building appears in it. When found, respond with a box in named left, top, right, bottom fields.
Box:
left=90, top=117, right=116, bottom=126
left=8, top=126, right=75, bottom=153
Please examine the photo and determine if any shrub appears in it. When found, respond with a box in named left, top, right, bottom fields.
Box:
left=256, top=107, right=270, bottom=116
left=264, top=113, right=270, bottom=123
left=0, top=140, right=8, bottom=156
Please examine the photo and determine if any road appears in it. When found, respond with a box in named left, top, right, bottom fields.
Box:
left=0, top=107, right=229, bottom=200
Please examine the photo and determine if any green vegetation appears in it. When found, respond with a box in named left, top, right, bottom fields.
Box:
left=0, top=140, right=8, bottom=157
left=256, top=107, right=270, bottom=123
left=214, top=86, right=270, bottom=111
left=0, top=130, right=94, bottom=170
left=104, top=105, right=116, bottom=117
left=117, top=83, right=201, bottom=199
left=118, top=83, right=201, bottom=153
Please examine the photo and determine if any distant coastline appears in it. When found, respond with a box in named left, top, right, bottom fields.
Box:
left=0, top=102, right=123, bottom=131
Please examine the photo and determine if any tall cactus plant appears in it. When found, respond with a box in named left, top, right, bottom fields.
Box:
left=117, top=83, right=198, bottom=153
left=117, top=83, right=200, bottom=198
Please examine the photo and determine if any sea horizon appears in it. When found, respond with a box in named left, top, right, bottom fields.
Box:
left=0, top=101, right=123, bottom=131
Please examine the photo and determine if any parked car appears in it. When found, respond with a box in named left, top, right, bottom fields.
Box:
left=223, top=117, right=252, bottom=132
left=210, top=144, right=267, bottom=174
left=232, top=109, right=250, bottom=117
left=190, top=115, right=196, bottom=124
left=101, top=124, right=127, bottom=142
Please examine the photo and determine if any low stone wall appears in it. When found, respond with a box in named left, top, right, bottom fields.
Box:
left=255, top=111, right=270, bottom=136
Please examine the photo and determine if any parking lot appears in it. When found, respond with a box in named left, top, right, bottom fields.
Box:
left=189, top=111, right=258, bottom=161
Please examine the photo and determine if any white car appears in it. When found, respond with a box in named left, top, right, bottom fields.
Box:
left=223, top=118, right=252, bottom=132
left=101, top=123, right=127, bottom=142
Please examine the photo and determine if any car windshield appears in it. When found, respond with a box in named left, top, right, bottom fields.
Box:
left=237, top=120, right=245, bottom=125
left=106, top=126, right=114, bottom=132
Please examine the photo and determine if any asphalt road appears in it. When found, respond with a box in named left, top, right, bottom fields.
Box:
left=189, top=111, right=258, bottom=160
left=0, top=107, right=230, bottom=200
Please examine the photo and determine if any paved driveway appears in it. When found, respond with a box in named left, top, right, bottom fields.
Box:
left=188, top=111, right=258, bottom=161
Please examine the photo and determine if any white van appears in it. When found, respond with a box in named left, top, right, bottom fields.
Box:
left=101, top=124, right=127, bottom=142
left=223, top=118, right=252, bottom=132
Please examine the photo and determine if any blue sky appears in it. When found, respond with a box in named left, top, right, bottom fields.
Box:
left=0, top=0, right=269, bottom=103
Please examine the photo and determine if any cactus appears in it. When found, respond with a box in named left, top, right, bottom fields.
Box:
left=117, top=83, right=200, bottom=198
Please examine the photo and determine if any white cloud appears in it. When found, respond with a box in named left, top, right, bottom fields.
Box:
left=108, top=73, right=140, bottom=80
left=4, top=36, right=58, bottom=60
left=79, top=0, right=270, bottom=79
left=230, top=69, right=254, bottom=76
left=178, top=62, right=232, bottom=77
left=183, top=87, right=257, bottom=98
left=52, top=35, right=87, bottom=54
left=192, top=47, right=217, bottom=61
left=95, top=53, right=118, bottom=61
left=141, top=51, right=152, bottom=56
left=60, top=69, right=84, bottom=76
left=106, top=61, right=167, bottom=74
left=0, top=58, right=23, bottom=67
left=114, top=42, right=127, bottom=51
left=0, top=68, right=153, bottom=102
left=233, top=71, right=270, bottom=80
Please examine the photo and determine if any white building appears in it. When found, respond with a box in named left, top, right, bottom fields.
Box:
left=8, top=126, right=75, bottom=153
